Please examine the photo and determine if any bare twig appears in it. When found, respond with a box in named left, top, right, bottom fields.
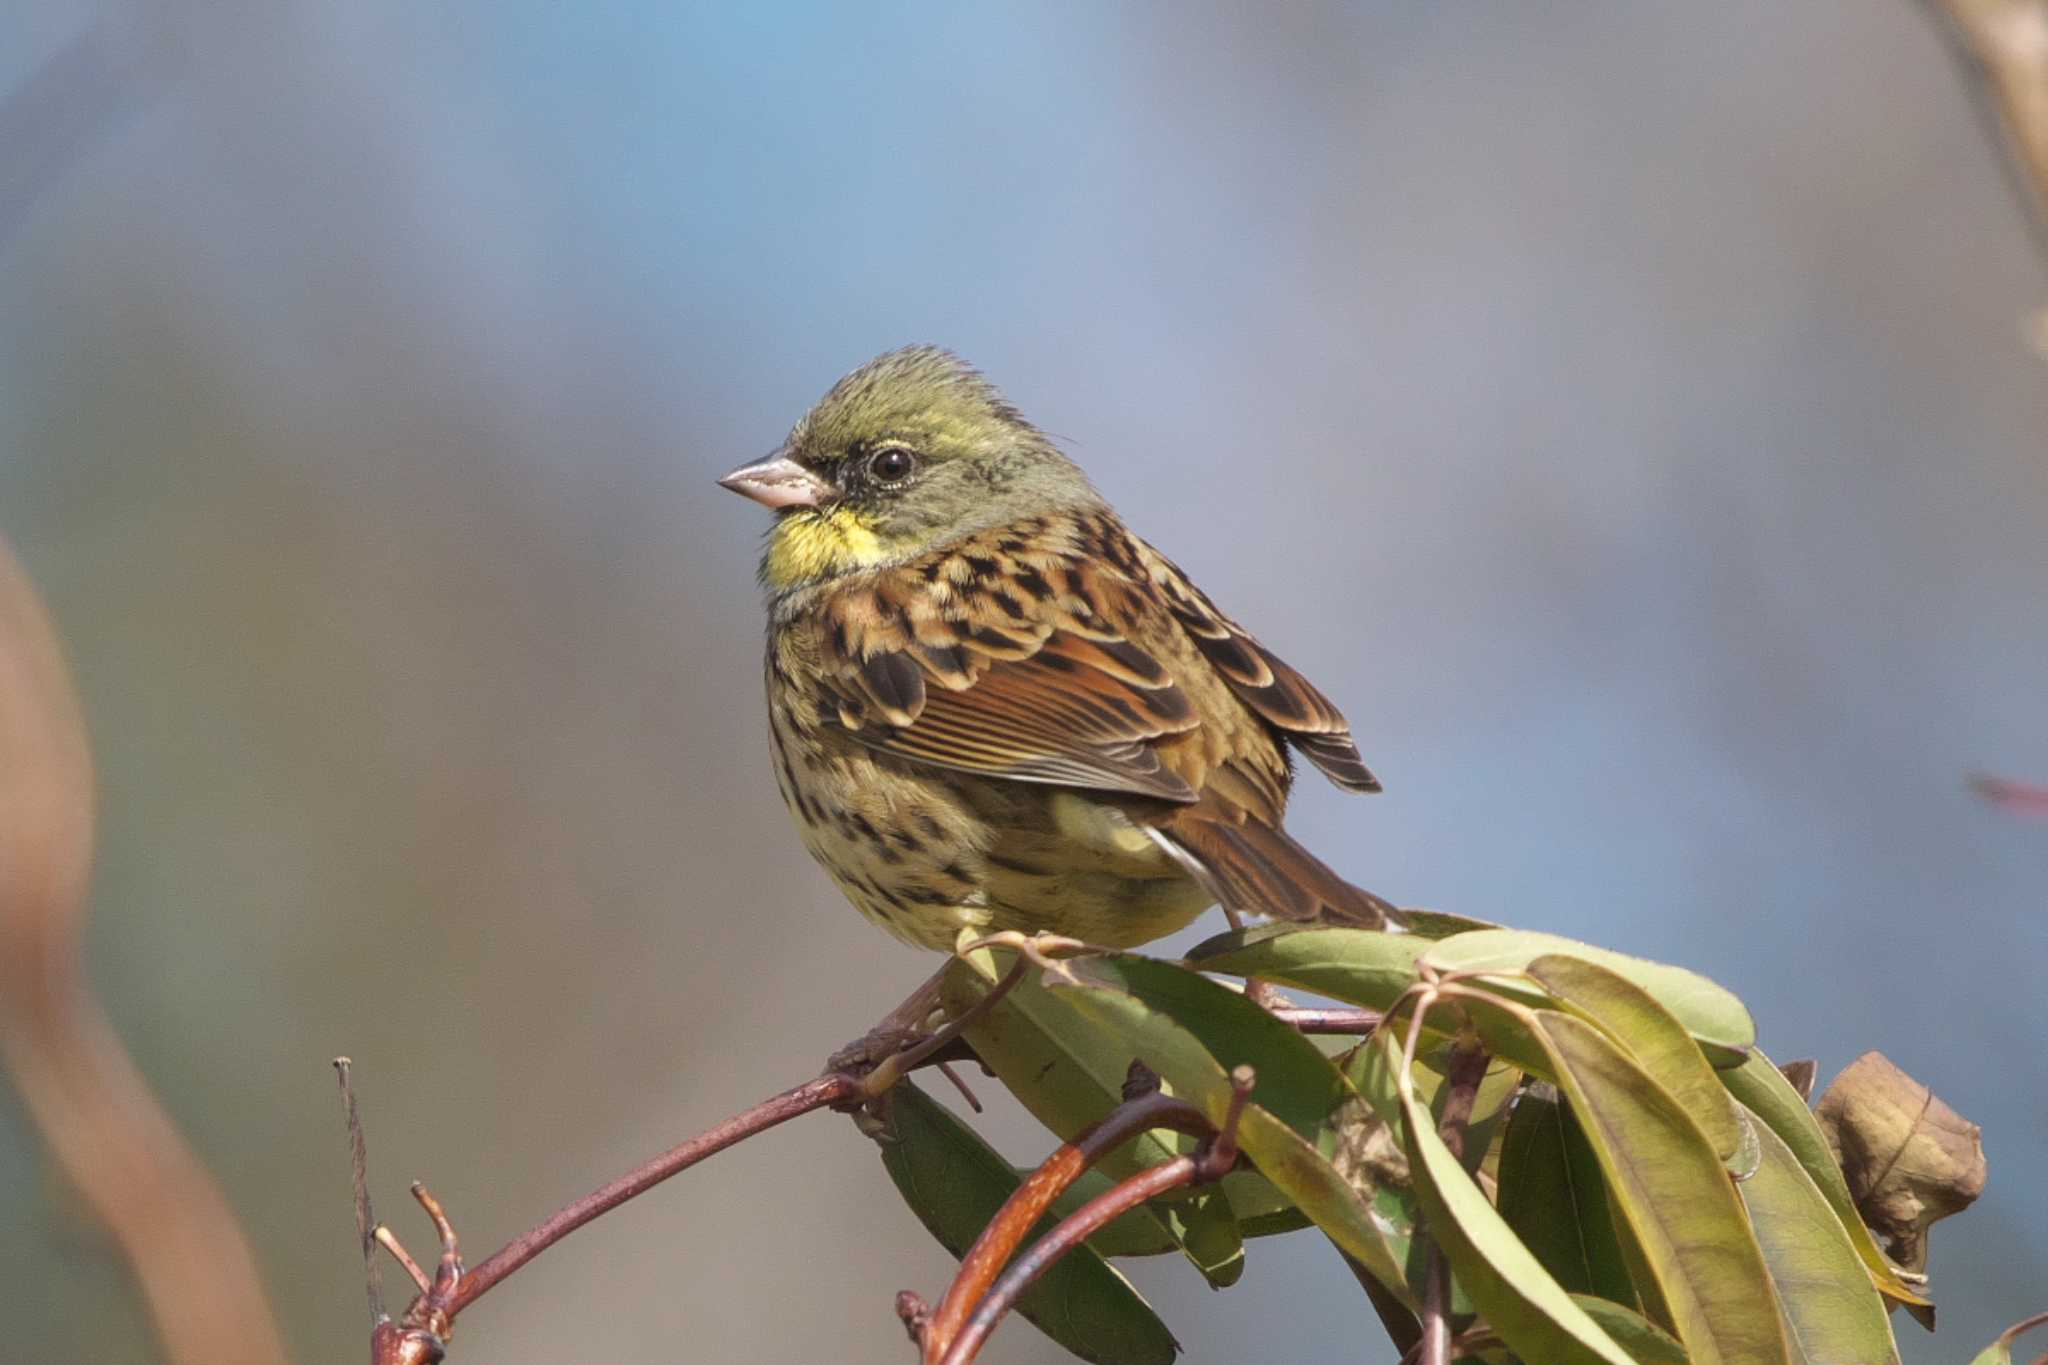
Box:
left=334, top=1057, right=386, bottom=1324
left=1272, top=1004, right=1384, bottom=1035
left=941, top=1158, right=1199, bottom=1365
left=931, top=1067, right=1258, bottom=1365
left=450, top=1071, right=860, bottom=1313
left=917, top=1089, right=1218, bottom=1362
left=1971, top=772, right=2048, bottom=814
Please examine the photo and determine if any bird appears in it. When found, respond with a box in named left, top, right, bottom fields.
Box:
left=720, top=346, right=1398, bottom=955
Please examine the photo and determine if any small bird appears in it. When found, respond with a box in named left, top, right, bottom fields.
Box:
left=721, top=347, right=1397, bottom=953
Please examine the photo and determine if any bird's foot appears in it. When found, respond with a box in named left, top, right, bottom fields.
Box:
left=957, top=930, right=1092, bottom=986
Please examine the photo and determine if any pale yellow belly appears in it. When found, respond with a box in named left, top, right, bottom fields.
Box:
left=768, top=710, right=1213, bottom=950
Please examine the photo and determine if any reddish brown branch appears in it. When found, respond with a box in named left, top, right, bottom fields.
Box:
left=1415, top=1041, right=1491, bottom=1365
left=940, top=1157, right=1200, bottom=1365
left=918, top=1066, right=1256, bottom=1365
left=1272, top=1005, right=1384, bottom=1035
left=1972, top=773, right=2048, bottom=814
left=452, top=1071, right=859, bottom=1312
left=915, top=1089, right=1215, bottom=1361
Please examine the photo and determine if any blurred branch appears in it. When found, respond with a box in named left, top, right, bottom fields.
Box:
left=0, top=535, right=288, bottom=1365
left=1922, top=0, right=2048, bottom=347
left=1970, top=771, right=2048, bottom=814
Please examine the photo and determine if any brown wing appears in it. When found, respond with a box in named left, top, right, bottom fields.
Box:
left=810, top=522, right=1204, bottom=804
left=1133, top=544, right=1382, bottom=794
left=808, top=511, right=1397, bottom=929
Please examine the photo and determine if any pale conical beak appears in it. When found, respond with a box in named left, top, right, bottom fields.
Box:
left=717, top=454, right=837, bottom=511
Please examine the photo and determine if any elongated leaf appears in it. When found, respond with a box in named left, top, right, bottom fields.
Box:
left=1424, top=930, right=1755, bottom=1064
left=941, top=953, right=1244, bottom=1287
left=1367, top=1032, right=1638, bottom=1365
left=1055, top=958, right=1418, bottom=1305
left=1528, top=954, right=1744, bottom=1164
left=1570, top=1296, right=1689, bottom=1365
left=1072, top=954, right=1353, bottom=1139
left=1496, top=1082, right=1637, bottom=1307
left=1403, top=908, right=1503, bottom=938
left=1719, top=1049, right=1930, bottom=1307
left=878, top=1080, right=1179, bottom=1365
left=1187, top=924, right=1428, bottom=1010
left=1534, top=1009, right=1792, bottom=1364
left=1735, top=1102, right=1901, bottom=1364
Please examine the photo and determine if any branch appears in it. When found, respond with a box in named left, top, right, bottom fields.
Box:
left=914, top=1086, right=1218, bottom=1361
left=451, top=1072, right=858, bottom=1312
left=1971, top=772, right=2048, bottom=815
left=0, top=534, right=288, bottom=1365
left=1417, top=1040, right=1492, bottom=1365
left=1927, top=0, right=2048, bottom=263
left=1272, top=1004, right=1384, bottom=1035
left=917, top=1066, right=1257, bottom=1365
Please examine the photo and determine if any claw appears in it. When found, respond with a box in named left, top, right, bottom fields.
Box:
left=958, top=930, right=1094, bottom=986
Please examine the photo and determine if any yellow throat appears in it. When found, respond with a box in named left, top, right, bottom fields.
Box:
left=764, top=506, right=892, bottom=591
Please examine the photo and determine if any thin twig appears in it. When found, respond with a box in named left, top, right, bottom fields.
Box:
left=939, top=1158, right=1199, bottom=1365
left=918, top=1090, right=1217, bottom=1361
left=376, top=1227, right=432, bottom=1294
left=1972, top=773, right=2048, bottom=814
left=933, top=1068, right=1258, bottom=1365
left=449, top=1071, right=860, bottom=1312
left=334, top=1057, right=386, bottom=1324
left=1996, top=1307, right=2048, bottom=1349
left=1271, top=1005, right=1384, bottom=1035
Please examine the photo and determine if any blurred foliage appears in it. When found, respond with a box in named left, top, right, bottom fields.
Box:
left=880, top=922, right=1990, bottom=1363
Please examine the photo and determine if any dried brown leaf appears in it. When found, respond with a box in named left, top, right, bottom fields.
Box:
left=1815, top=1051, right=1987, bottom=1281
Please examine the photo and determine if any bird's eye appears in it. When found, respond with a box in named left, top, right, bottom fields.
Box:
left=867, top=445, right=918, bottom=484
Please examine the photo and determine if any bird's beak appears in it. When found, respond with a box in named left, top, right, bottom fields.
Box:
left=717, top=454, right=838, bottom=511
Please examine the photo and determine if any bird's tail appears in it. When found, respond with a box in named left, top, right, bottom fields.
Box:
left=1161, top=810, right=1404, bottom=930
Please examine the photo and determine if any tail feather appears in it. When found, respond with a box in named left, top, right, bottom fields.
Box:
left=1160, top=810, right=1403, bottom=930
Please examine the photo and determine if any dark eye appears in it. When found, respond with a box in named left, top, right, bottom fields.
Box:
left=868, top=445, right=918, bottom=484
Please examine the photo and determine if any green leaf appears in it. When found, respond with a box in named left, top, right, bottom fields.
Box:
left=1526, top=954, right=1745, bottom=1164
left=1071, top=954, right=1352, bottom=1139
left=1569, top=1297, right=1689, bottom=1365
left=1719, top=1049, right=1930, bottom=1308
left=1533, top=1009, right=1792, bottom=1365
left=1054, top=956, right=1419, bottom=1306
left=878, top=1080, right=1179, bottom=1365
left=1734, top=1101, right=1901, bottom=1365
left=1495, top=1081, right=1637, bottom=1307
left=1423, top=930, right=1756, bottom=1065
left=1186, top=925, right=1428, bottom=1012
left=941, top=953, right=1244, bottom=1287
left=1403, top=908, right=1504, bottom=938
left=1368, top=1032, right=1638, bottom=1365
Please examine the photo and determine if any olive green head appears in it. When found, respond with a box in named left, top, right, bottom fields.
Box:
left=720, top=347, right=1098, bottom=594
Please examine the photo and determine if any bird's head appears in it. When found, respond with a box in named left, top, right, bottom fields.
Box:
left=721, top=347, right=1097, bottom=595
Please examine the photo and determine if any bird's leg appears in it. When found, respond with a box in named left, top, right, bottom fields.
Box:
left=827, top=965, right=951, bottom=1077
left=957, top=930, right=1092, bottom=987
left=1245, top=978, right=1291, bottom=1013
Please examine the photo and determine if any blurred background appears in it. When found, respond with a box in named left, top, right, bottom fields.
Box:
left=2, top=2, right=2043, bottom=1361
